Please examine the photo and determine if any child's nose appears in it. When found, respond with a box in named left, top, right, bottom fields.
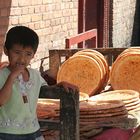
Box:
left=19, top=54, right=26, bottom=62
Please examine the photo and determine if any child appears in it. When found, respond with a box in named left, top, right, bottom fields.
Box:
left=0, top=26, right=78, bottom=140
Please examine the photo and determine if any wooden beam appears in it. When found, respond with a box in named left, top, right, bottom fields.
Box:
left=66, top=29, right=97, bottom=48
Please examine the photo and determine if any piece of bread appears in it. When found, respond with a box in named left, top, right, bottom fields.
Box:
left=57, top=55, right=103, bottom=96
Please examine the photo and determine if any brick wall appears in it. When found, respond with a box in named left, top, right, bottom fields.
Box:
left=0, top=0, right=139, bottom=70
left=112, top=0, right=136, bottom=48
left=0, top=0, right=78, bottom=70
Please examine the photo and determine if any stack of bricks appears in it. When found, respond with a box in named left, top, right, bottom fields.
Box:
left=0, top=0, right=78, bottom=71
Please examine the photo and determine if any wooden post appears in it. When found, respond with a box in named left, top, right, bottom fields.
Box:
left=39, top=86, right=80, bottom=140
left=60, top=89, right=79, bottom=140
left=49, top=49, right=61, bottom=79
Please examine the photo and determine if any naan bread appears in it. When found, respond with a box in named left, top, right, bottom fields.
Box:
left=57, top=55, right=102, bottom=96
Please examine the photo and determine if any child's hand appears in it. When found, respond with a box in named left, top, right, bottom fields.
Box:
left=57, top=81, right=79, bottom=93
left=9, top=66, right=25, bottom=80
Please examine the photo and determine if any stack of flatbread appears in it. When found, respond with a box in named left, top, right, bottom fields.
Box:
left=110, top=47, right=140, bottom=94
left=79, top=98, right=137, bottom=139
left=57, top=49, right=109, bottom=96
left=89, top=90, right=140, bottom=113
left=37, top=92, right=89, bottom=119
left=80, top=99, right=129, bottom=127
left=37, top=90, right=139, bottom=139
left=37, top=99, right=60, bottom=119
left=42, top=130, right=59, bottom=140
left=79, top=89, right=140, bottom=139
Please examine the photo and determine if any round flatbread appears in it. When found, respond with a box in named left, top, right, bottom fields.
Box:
left=80, top=100, right=124, bottom=111
left=73, top=51, right=108, bottom=93
left=89, top=90, right=139, bottom=102
left=80, top=106, right=126, bottom=115
left=80, top=109, right=128, bottom=118
left=79, top=92, right=89, bottom=101
left=57, top=55, right=102, bottom=96
left=110, top=53, right=140, bottom=94
left=74, top=49, right=109, bottom=83
left=126, top=103, right=140, bottom=111
left=37, top=99, right=60, bottom=110
left=80, top=114, right=128, bottom=122
left=125, top=99, right=140, bottom=107
left=80, top=106, right=126, bottom=114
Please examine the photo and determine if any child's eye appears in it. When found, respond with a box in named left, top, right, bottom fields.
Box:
left=15, top=51, right=21, bottom=54
left=26, top=53, right=33, bottom=56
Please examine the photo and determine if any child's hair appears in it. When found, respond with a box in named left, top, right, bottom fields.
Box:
left=4, top=26, right=39, bottom=53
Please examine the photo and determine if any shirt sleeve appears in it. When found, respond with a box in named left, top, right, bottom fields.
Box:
left=40, top=75, right=48, bottom=86
left=33, top=69, right=48, bottom=87
left=0, top=69, right=9, bottom=89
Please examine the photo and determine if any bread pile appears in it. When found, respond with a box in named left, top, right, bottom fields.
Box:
left=57, top=49, right=109, bottom=96
left=37, top=92, right=89, bottom=119
left=37, top=99, right=59, bottom=119
left=37, top=90, right=139, bottom=139
left=89, top=89, right=140, bottom=113
left=110, top=47, right=140, bottom=94
left=80, top=100, right=127, bottom=124
left=79, top=89, right=140, bottom=139
left=38, top=48, right=140, bottom=139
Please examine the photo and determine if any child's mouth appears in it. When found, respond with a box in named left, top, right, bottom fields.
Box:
left=16, top=63, right=25, bottom=67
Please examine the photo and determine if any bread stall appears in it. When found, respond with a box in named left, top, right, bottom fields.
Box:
left=37, top=47, right=140, bottom=140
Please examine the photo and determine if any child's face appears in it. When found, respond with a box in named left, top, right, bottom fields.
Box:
left=6, top=44, right=35, bottom=70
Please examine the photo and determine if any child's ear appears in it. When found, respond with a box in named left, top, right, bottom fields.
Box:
left=4, top=47, right=8, bottom=56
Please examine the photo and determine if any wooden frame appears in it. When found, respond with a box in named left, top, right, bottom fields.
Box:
left=78, top=0, right=111, bottom=48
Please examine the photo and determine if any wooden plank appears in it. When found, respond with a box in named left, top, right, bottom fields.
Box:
left=49, top=48, right=127, bottom=55
left=60, top=89, right=79, bottom=140
left=39, top=86, right=79, bottom=140
left=65, top=29, right=97, bottom=48
left=39, top=119, right=60, bottom=130
left=49, top=50, right=61, bottom=78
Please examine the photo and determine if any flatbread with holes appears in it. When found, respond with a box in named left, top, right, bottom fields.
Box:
left=73, top=51, right=108, bottom=94
left=80, top=109, right=128, bottom=118
left=89, top=90, right=139, bottom=102
left=80, top=100, right=124, bottom=111
left=80, top=106, right=126, bottom=114
left=57, top=55, right=103, bottom=96
left=110, top=53, right=140, bottom=94
left=74, top=49, right=109, bottom=83
left=80, top=114, right=128, bottom=122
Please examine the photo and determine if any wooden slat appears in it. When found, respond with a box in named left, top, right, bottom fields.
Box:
left=66, top=29, right=97, bottom=48
left=39, top=119, right=60, bottom=130
left=49, top=50, right=61, bottom=79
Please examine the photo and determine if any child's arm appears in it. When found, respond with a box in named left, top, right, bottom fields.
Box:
left=0, top=74, right=15, bottom=105
left=39, top=81, right=78, bottom=98
left=0, top=68, right=24, bottom=106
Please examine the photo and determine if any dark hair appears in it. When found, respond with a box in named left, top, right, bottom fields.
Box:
left=4, top=26, right=39, bottom=53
